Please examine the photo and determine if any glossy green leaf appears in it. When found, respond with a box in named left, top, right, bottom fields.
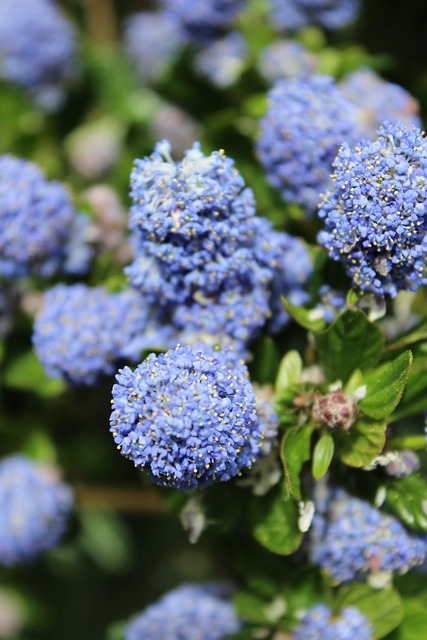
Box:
left=312, top=432, right=334, bottom=480
left=344, top=368, right=364, bottom=395
left=389, top=357, right=427, bottom=421
left=281, top=296, right=327, bottom=331
left=384, top=475, right=427, bottom=532
left=359, top=351, right=412, bottom=419
left=252, top=488, right=303, bottom=555
left=337, top=584, right=403, bottom=639
left=280, top=425, right=314, bottom=500
left=314, top=310, right=384, bottom=383
left=339, top=419, right=387, bottom=468
left=398, top=599, right=427, bottom=640
left=275, top=350, right=303, bottom=394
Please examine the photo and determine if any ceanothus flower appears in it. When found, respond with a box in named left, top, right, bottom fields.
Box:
left=318, top=121, right=427, bottom=297
left=0, top=155, right=86, bottom=278
left=0, top=0, right=78, bottom=110
left=310, top=489, right=427, bottom=583
left=110, top=345, right=263, bottom=490
left=291, top=604, right=373, bottom=640
left=0, top=455, right=73, bottom=566
left=257, top=76, right=358, bottom=214
left=161, top=0, right=242, bottom=44
left=123, top=12, right=184, bottom=84
left=195, top=32, right=247, bottom=88
left=252, top=217, right=312, bottom=332
left=125, top=583, right=242, bottom=640
left=127, top=141, right=275, bottom=346
left=341, top=68, right=421, bottom=139
left=258, top=40, right=317, bottom=84
left=269, top=0, right=360, bottom=32
left=33, top=284, right=163, bottom=385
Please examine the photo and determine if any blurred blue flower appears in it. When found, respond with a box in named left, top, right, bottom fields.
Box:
left=269, top=0, right=360, bottom=31
left=258, top=40, right=317, bottom=84
left=162, top=0, right=242, bottom=44
left=123, top=12, right=184, bottom=84
left=195, top=32, right=247, bottom=88
left=110, top=344, right=263, bottom=489
left=0, top=155, right=87, bottom=279
left=291, top=604, right=373, bottom=640
left=310, top=488, right=427, bottom=583
left=318, top=121, right=427, bottom=297
left=33, top=284, right=162, bottom=385
left=257, top=76, right=358, bottom=214
left=341, top=68, right=422, bottom=139
left=0, top=455, right=73, bottom=566
left=0, top=0, right=79, bottom=110
left=125, top=583, right=241, bottom=640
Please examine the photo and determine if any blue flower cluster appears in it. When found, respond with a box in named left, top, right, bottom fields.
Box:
left=257, top=76, right=357, bottom=214
left=0, top=155, right=84, bottom=278
left=123, top=12, right=184, bottom=84
left=318, top=122, right=427, bottom=297
left=125, top=583, right=242, bottom=640
left=313, top=285, right=346, bottom=323
left=162, top=0, right=242, bottom=44
left=33, top=284, right=160, bottom=385
left=110, top=345, right=264, bottom=490
left=291, top=604, right=373, bottom=640
left=310, top=489, right=427, bottom=583
left=195, top=32, right=247, bottom=88
left=127, top=141, right=312, bottom=349
left=258, top=40, right=317, bottom=84
left=269, top=0, right=360, bottom=31
left=0, top=455, right=73, bottom=566
left=341, top=69, right=421, bottom=139
left=0, top=0, right=78, bottom=110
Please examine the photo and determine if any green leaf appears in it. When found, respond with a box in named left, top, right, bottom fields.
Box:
left=281, top=296, right=327, bottom=331
left=280, top=425, right=314, bottom=500
left=389, top=357, right=427, bottom=421
left=384, top=316, right=427, bottom=354
left=314, top=310, right=384, bottom=384
left=4, top=350, right=66, bottom=397
left=339, top=419, right=387, bottom=468
left=233, top=591, right=286, bottom=625
left=312, top=432, right=334, bottom=480
left=384, top=475, right=427, bottom=532
left=251, top=488, right=303, bottom=555
left=344, top=368, right=364, bottom=395
left=359, top=351, right=412, bottom=419
left=275, top=350, right=303, bottom=394
left=337, top=584, right=403, bottom=639
left=79, top=510, right=134, bottom=573
left=398, top=599, right=427, bottom=640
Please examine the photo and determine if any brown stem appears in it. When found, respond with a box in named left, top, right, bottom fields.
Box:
left=81, top=0, right=118, bottom=44
left=75, top=484, right=167, bottom=513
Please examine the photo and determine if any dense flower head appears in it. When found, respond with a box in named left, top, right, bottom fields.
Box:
left=341, top=69, right=421, bottom=139
left=0, top=155, right=82, bottom=278
left=252, top=217, right=312, bottom=332
left=310, top=489, right=427, bottom=583
left=318, top=121, right=427, bottom=297
left=269, top=0, right=360, bottom=31
left=127, top=140, right=276, bottom=348
left=0, top=455, right=73, bottom=566
left=110, top=344, right=263, bottom=489
left=312, top=285, right=346, bottom=323
left=0, top=0, right=78, bottom=109
left=257, top=76, right=358, bottom=214
left=162, top=0, right=242, bottom=44
left=195, top=32, right=247, bottom=88
left=258, top=40, right=317, bottom=84
left=125, top=583, right=242, bottom=640
left=33, top=284, right=158, bottom=385
left=291, top=604, right=373, bottom=640
left=123, top=12, right=184, bottom=84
